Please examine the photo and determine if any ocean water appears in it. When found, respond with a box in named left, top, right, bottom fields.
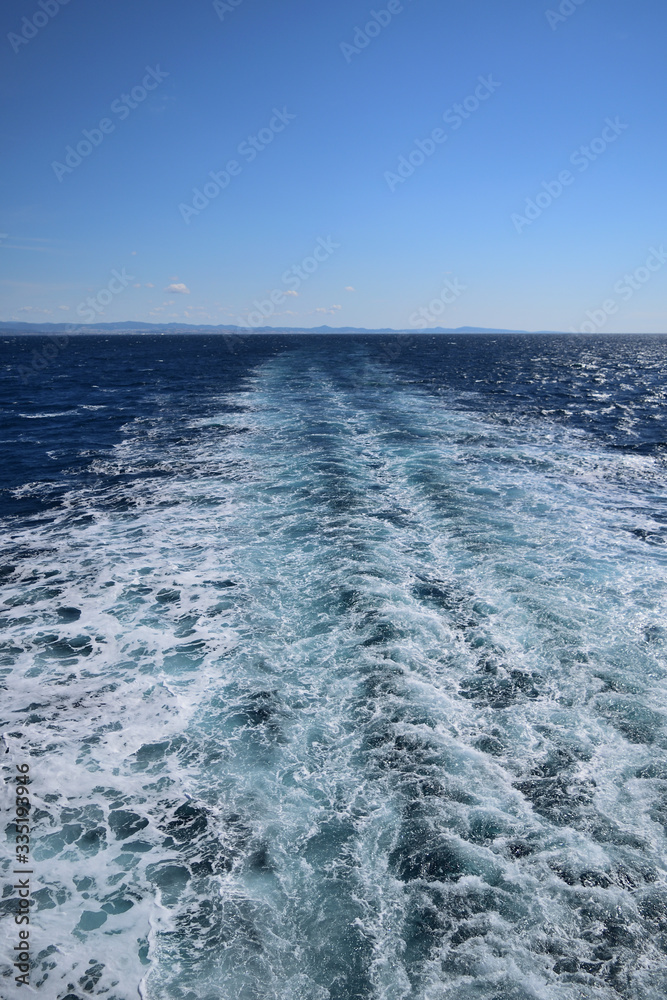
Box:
left=1, top=333, right=667, bottom=1000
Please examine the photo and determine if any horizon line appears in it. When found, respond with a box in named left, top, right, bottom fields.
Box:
left=2, top=321, right=667, bottom=336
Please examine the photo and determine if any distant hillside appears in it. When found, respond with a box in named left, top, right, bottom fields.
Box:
left=0, top=321, right=563, bottom=335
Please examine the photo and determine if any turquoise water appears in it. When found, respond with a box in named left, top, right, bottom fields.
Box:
left=1, top=335, right=667, bottom=999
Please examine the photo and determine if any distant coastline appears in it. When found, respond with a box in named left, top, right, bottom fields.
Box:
left=1, top=321, right=657, bottom=336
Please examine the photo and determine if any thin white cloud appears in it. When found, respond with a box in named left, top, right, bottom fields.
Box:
left=345, top=286, right=355, bottom=292
left=2, top=243, right=56, bottom=253
left=285, top=289, right=298, bottom=297
left=1, top=236, right=65, bottom=254
left=164, top=283, right=190, bottom=295
left=314, top=305, right=342, bottom=316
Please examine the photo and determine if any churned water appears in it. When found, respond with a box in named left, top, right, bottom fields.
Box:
left=1, top=334, right=667, bottom=1000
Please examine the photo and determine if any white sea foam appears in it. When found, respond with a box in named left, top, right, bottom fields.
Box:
left=1, top=349, right=666, bottom=999
left=18, top=411, right=78, bottom=419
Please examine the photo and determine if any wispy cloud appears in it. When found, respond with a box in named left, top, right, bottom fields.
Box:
left=1, top=236, right=66, bottom=254
left=314, top=305, right=342, bottom=315
left=164, top=282, right=190, bottom=294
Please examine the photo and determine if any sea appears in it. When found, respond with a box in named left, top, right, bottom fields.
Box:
left=1, top=333, right=667, bottom=1000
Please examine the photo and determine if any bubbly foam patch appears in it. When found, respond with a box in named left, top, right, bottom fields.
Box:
left=2, top=349, right=666, bottom=1000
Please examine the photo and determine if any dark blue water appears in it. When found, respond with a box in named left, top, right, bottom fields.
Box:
left=2, top=335, right=667, bottom=1000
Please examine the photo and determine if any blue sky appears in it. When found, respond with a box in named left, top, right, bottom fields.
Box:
left=1, top=0, right=666, bottom=332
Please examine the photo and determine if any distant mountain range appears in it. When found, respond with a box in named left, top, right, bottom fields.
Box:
left=0, top=321, right=565, bottom=335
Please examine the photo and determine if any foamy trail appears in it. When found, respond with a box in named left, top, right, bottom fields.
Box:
left=1, top=343, right=666, bottom=999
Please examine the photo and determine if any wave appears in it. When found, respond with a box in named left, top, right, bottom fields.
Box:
left=1, top=347, right=666, bottom=999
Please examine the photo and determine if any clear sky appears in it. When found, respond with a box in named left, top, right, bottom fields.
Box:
left=1, top=0, right=665, bottom=332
